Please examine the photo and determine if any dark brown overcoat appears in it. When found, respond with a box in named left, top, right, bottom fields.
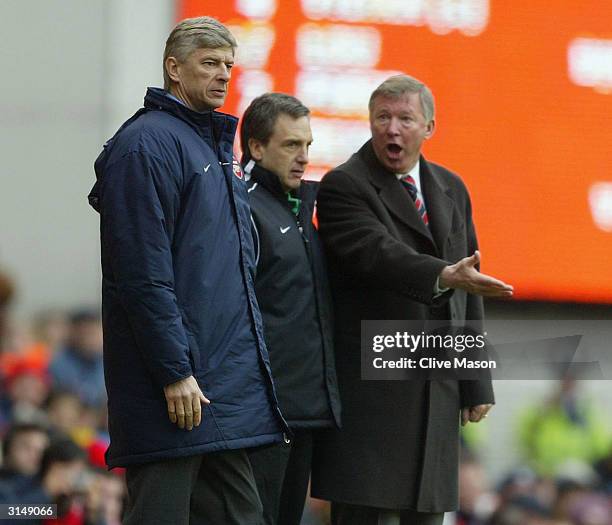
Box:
left=310, top=141, right=494, bottom=512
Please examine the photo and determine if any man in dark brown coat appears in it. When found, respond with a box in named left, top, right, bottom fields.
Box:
left=311, top=74, right=513, bottom=525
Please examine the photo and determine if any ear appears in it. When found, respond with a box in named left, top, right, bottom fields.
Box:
left=248, top=138, right=264, bottom=161
left=424, top=118, right=435, bottom=140
left=165, top=56, right=181, bottom=84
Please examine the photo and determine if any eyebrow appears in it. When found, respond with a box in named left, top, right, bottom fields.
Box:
left=201, top=52, right=234, bottom=60
left=376, top=109, right=414, bottom=116
left=202, top=56, right=234, bottom=62
left=282, top=137, right=311, bottom=143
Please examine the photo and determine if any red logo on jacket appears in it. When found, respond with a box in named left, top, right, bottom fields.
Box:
left=232, top=157, right=244, bottom=180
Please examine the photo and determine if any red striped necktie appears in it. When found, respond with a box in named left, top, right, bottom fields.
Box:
left=401, top=174, right=429, bottom=226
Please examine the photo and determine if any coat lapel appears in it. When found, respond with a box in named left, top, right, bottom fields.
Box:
left=420, top=157, right=454, bottom=255
left=360, top=143, right=436, bottom=251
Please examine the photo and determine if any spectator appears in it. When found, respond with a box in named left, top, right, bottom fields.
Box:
left=456, top=455, right=497, bottom=525
left=1, top=437, right=88, bottom=523
left=0, top=362, right=50, bottom=432
left=1, top=422, right=49, bottom=475
left=517, top=379, right=610, bottom=476
left=83, top=469, right=126, bottom=525
left=0, top=422, right=49, bottom=502
left=46, top=391, right=84, bottom=437
left=0, top=271, right=46, bottom=369
left=0, top=281, right=55, bottom=400
left=489, top=495, right=563, bottom=525
left=49, top=309, right=105, bottom=408
left=32, top=309, right=69, bottom=358
left=496, top=467, right=557, bottom=512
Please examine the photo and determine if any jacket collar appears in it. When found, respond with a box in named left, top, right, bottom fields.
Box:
left=89, top=89, right=238, bottom=214
left=248, top=162, right=302, bottom=204
left=419, top=158, right=454, bottom=256
left=358, top=140, right=454, bottom=254
left=144, top=87, right=238, bottom=154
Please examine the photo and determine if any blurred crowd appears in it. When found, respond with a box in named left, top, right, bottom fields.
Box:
left=1, top=268, right=610, bottom=525
left=0, top=270, right=123, bottom=524
left=454, top=394, right=612, bottom=525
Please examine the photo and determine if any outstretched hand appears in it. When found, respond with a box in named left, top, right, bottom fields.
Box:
left=163, top=375, right=210, bottom=431
left=439, top=251, right=513, bottom=298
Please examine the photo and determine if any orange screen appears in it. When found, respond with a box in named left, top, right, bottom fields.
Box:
left=179, top=0, right=612, bottom=303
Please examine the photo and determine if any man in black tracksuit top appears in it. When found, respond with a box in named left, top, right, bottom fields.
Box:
left=241, top=93, right=341, bottom=525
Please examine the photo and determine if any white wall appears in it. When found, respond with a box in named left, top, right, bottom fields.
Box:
left=0, top=0, right=174, bottom=317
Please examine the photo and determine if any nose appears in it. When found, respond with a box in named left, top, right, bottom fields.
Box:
left=218, top=64, right=231, bottom=82
left=386, top=116, right=401, bottom=136
left=296, top=145, right=309, bottom=165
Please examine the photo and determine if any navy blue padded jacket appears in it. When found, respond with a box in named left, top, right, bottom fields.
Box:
left=89, top=88, right=286, bottom=468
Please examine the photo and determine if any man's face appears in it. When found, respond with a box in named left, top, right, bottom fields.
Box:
left=167, top=46, right=234, bottom=111
left=249, top=114, right=313, bottom=193
left=45, top=460, right=86, bottom=497
left=369, top=92, right=435, bottom=173
left=8, top=430, right=49, bottom=476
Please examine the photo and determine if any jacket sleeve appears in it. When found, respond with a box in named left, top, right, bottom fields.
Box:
left=100, top=150, right=193, bottom=388
left=459, top=189, right=495, bottom=407
left=317, top=169, right=450, bottom=305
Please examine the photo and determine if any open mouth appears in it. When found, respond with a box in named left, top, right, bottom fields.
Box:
left=386, top=144, right=402, bottom=154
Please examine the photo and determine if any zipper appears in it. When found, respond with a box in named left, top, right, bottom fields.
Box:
left=295, top=216, right=309, bottom=245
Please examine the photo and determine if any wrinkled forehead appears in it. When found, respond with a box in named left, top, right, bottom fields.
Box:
left=188, top=45, right=235, bottom=60
left=369, top=93, right=428, bottom=124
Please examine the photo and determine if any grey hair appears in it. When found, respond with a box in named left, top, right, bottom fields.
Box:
left=369, top=74, right=435, bottom=122
left=240, top=93, right=310, bottom=164
left=163, top=16, right=237, bottom=90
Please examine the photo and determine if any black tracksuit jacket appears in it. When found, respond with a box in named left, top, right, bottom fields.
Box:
left=246, top=164, right=341, bottom=429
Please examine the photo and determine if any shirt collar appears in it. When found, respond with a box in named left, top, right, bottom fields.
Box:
left=395, top=160, right=422, bottom=195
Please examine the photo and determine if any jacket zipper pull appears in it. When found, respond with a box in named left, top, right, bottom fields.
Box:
left=296, top=219, right=309, bottom=243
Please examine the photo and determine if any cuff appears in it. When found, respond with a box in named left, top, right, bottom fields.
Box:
left=433, top=275, right=450, bottom=298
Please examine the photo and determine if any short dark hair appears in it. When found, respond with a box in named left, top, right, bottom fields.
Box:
left=2, top=422, right=48, bottom=457
left=40, top=438, right=86, bottom=477
left=240, top=93, right=310, bottom=164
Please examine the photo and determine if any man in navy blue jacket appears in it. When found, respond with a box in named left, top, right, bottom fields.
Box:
left=89, top=17, right=286, bottom=525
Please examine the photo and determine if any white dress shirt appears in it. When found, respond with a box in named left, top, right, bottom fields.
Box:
left=396, top=160, right=449, bottom=296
